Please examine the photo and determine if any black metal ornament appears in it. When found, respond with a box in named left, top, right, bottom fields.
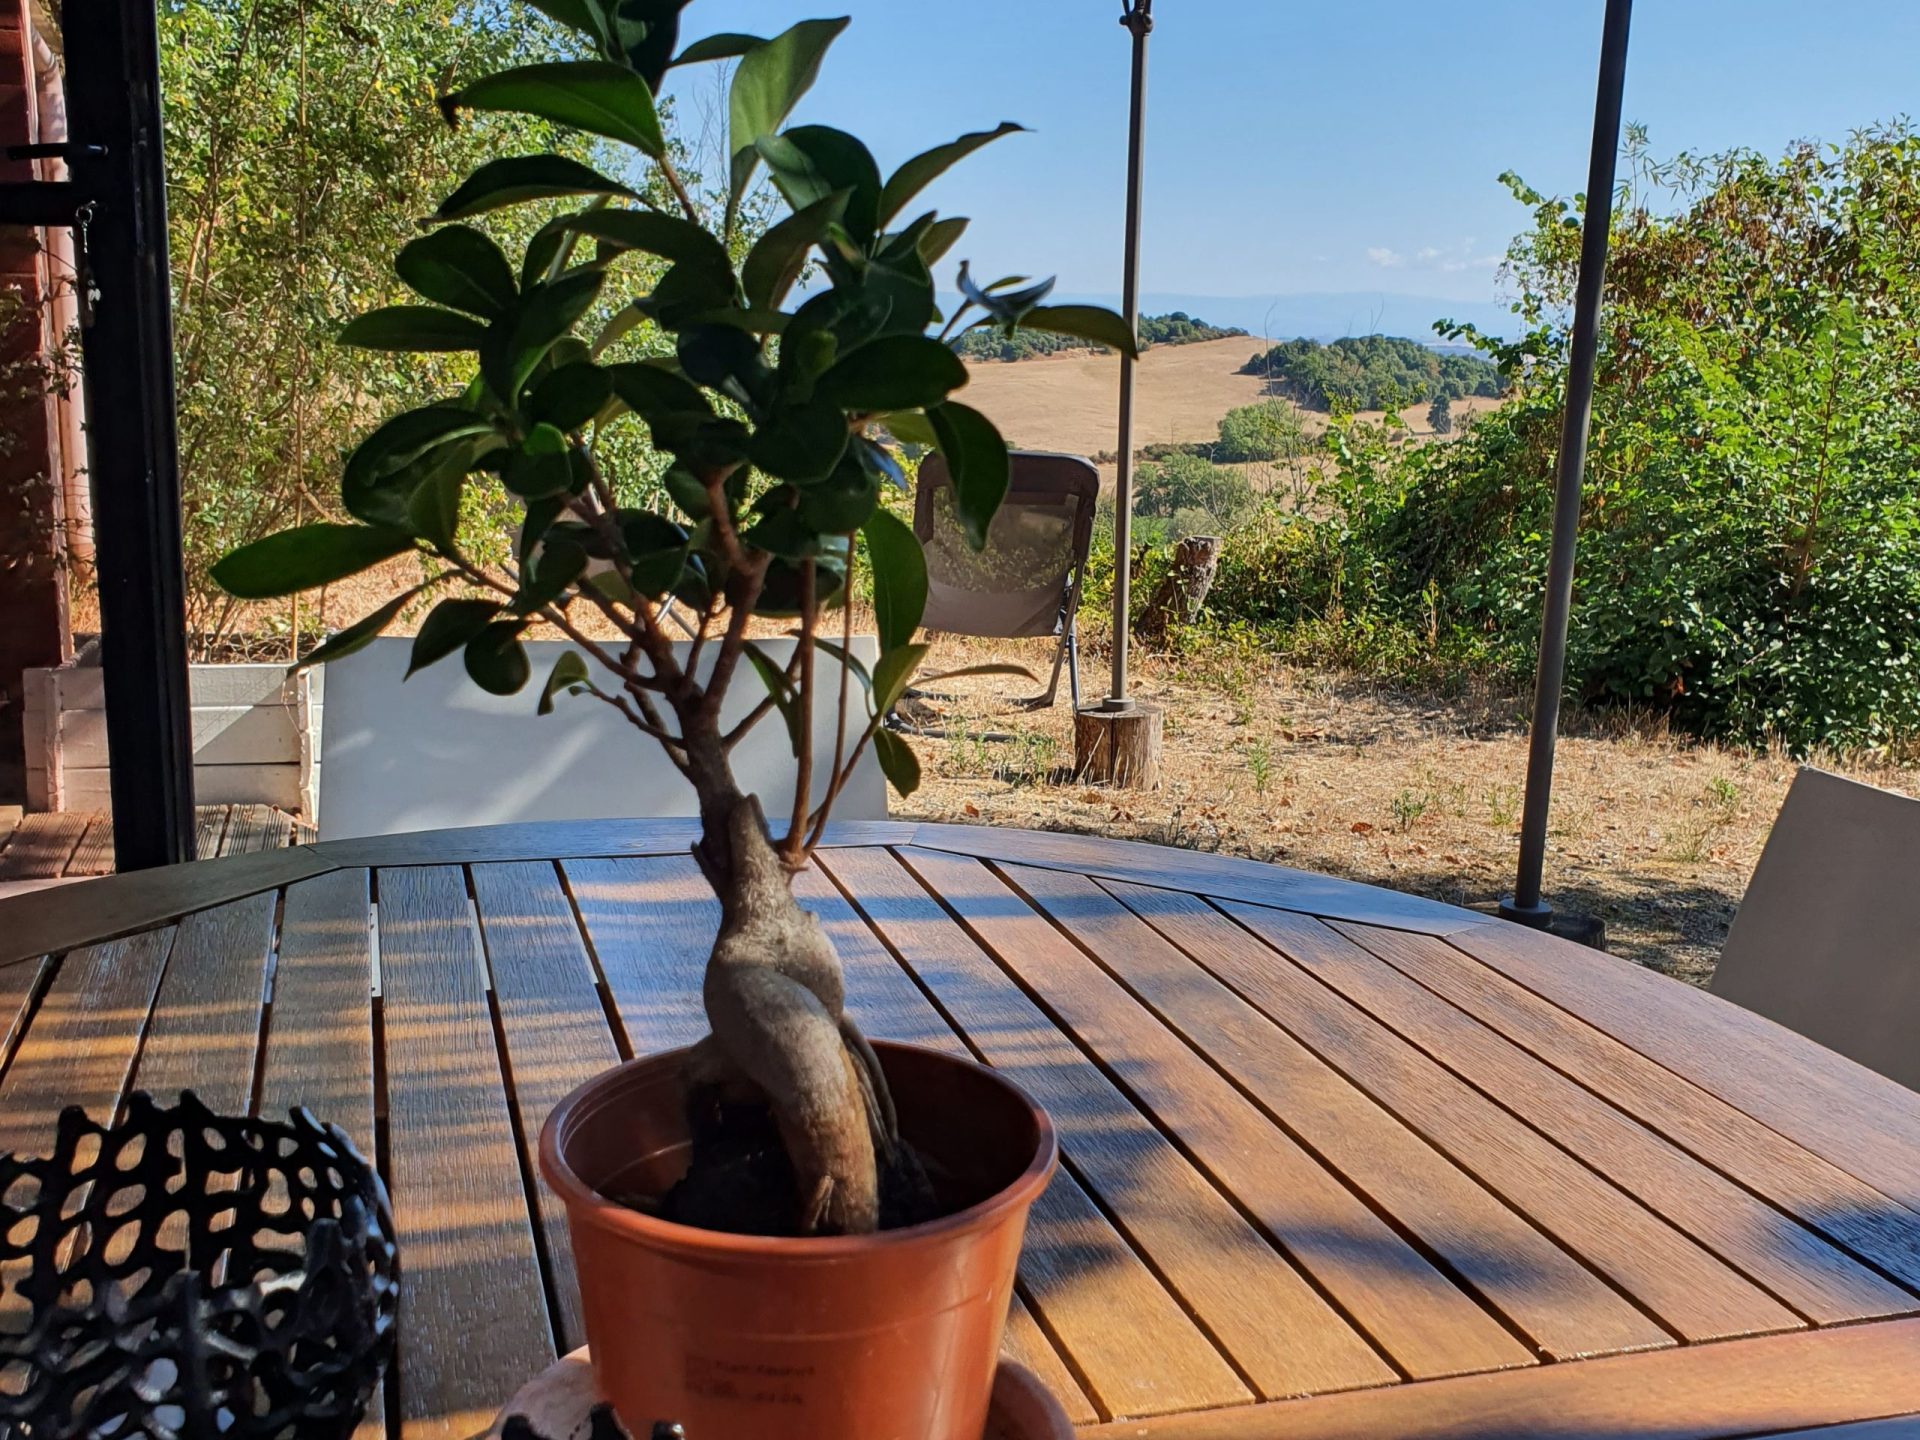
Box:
left=0, top=1090, right=399, bottom=1440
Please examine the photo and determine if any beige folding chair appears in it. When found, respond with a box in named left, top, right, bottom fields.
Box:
left=1711, top=767, right=1920, bottom=1090
left=913, top=450, right=1099, bottom=711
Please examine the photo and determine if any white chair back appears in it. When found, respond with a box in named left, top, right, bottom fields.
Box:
left=317, top=636, right=885, bottom=841
left=1712, top=767, right=1920, bottom=1089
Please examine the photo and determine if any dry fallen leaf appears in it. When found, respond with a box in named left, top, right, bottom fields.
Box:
left=1351, top=821, right=1375, bottom=835
left=963, top=803, right=981, bottom=818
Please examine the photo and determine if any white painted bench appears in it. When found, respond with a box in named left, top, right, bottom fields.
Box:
left=316, top=636, right=886, bottom=841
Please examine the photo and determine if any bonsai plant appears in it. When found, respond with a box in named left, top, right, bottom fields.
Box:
left=213, top=4, right=1119, bottom=1434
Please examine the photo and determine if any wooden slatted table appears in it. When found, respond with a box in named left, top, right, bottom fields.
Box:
left=2, top=819, right=1919, bottom=1440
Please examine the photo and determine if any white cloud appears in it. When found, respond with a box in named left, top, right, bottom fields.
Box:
left=1366, top=246, right=1406, bottom=269
left=1415, top=246, right=1442, bottom=262
left=1369, top=240, right=1501, bottom=274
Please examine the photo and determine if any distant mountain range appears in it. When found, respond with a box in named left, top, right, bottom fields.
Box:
left=1046, top=291, right=1516, bottom=345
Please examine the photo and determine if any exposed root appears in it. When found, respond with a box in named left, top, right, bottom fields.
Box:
left=698, top=795, right=896, bottom=1233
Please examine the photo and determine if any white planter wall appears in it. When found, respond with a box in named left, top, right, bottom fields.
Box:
left=24, top=658, right=322, bottom=816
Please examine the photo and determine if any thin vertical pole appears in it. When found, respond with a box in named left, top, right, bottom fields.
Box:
left=65, top=0, right=197, bottom=870
left=1502, top=0, right=1633, bottom=927
left=1106, top=0, right=1152, bottom=712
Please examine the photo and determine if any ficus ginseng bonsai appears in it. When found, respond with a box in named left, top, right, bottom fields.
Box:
left=214, top=2, right=1131, bottom=1237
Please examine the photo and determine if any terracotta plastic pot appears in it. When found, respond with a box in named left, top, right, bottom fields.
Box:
left=539, top=1040, right=1060, bottom=1440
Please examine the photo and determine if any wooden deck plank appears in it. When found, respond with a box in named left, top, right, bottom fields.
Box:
left=471, top=860, right=625, bottom=1354
left=1079, top=1317, right=1920, bottom=1440
left=0, top=926, right=174, bottom=1152
left=376, top=865, right=554, bottom=1440
left=220, top=804, right=277, bottom=857
left=821, top=846, right=1395, bottom=1403
left=1107, top=882, right=1803, bottom=1344
left=1344, top=913, right=1920, bottom=1292
left=899, top=847, right=1533, bottom=1382
left=796, top=867, right=1185, bottom=1425
left=909, top=823, right=1480, bottom=935
left=195, top=805, right=232, bottom=860
left=0, top=811, right=89, bottom=882
left=997, top=861, right=1669, bottom=1362
left=577, top=857, right=1197, bottom=1421
left=130, top=891, right=276, bottom=1110
left=1315, top=920, right=1915, bottom=1327
left=257, top=867, right=383, bottom=1440
left=1449, top=921, right=1920, bottom=1209
left=64, top=814, right=116, bottom=877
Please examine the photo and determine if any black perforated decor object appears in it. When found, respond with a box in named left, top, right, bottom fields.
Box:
left=0, top=1090, right=399, bottom=1440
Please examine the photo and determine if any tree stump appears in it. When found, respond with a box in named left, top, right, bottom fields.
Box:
left=1074, top=703, right=1163, bottom=790
left=1134, top=535, right=1221, bottom=649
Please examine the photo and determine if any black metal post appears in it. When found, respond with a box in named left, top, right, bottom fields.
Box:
left=1500, top=0, right=1633, bottom=929
left=1105, top=0, right=1151, bottom=712
left=64, top=0, right=197, bottom=870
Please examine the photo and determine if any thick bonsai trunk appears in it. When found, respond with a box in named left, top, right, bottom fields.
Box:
left=688, top=768, right=892, bottom=1234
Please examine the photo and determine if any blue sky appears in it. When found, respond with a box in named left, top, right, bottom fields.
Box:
left=665, top=1, right=1920, bottom=310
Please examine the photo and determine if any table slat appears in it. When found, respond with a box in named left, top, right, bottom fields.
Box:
left=900, top=847, right=1532, bottom=1382
left=797, top=868, right=1188, bottom=1424
left=1110, top=883, right=1802, bottom=1343
left=471, top=860, right=625, bottom=1354
left=131, top=892, right=276, bottom=1110
left=1345, top=913, right=1920, bottom=1292
left=1450, top=921, right=1920, bottom=1207
left=259, top=868, right=383, bottom=1440
left=0, top=954, right=47, bottom=1074
left=999, top=861, right=1669, bottom=1362
left=822, top=846, right=1395, bottom=1402
left=563, top=855, right=715, bottom=1054
left=1318, top=920, right=1913, bottom=1326
left=1079, top=1316, right=1920, bottom=1440
left=376, top=865, right=553, bottom=1440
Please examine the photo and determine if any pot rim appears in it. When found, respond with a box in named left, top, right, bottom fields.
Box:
left=538, top=1039, right=1059, bottom=1260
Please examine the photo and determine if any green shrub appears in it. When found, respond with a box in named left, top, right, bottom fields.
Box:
left=1244, top=335, right=1501, bottom=412
left=1135, top=453, right=1255, bottom=528
left=1214, top=400, right=1307, bottom=463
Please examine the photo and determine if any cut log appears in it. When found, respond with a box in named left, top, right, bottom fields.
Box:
left=1074, top=703, right=1164, bottom=790
left=1135, top=535, right=1221, bottom=649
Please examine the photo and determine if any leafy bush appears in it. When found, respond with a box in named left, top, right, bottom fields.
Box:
left=1135, top=453, right=1254, bottom=528
left=1244, top=335, right=1501, bottom=412
left=1214, top=400, right=1307, bottom=463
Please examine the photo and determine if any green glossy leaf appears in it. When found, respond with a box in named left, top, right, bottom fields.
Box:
left=958, top=262, right=1055, bottom=324
left=504, top=423, right=574, bottom=499
left=435, top=154, right=637, bottom=221
left=816, top=335, right=967, bottom=413
left=465, top=621, right=533, bottom=696
left=290, top=588, right=421, bottom=676
left=796, top=456, right=879, bottom=532
left=396, top=226, right=516, bottom=318
left=878, top=410, right=938, bottom=448
left=810, top=635, right=874, bottom=699
left=522, top=0, right=606, bottom=47
left=538, top=651, right=591, bottom=715
left=1021, top=303, right=1140, bottom=358
left=755, top=127, right=879, bottom=243
left=917, top=216, right=969, bottom=266
left=743, top=642, right=803, bottom=751
left=410, top=598, right=502, bottom=676
left=565, top=208, right=734, bottom=270
left=621, top=510, right=691, bottom=597
left=862, top=507, right=926, bottom=650
left=211, top=523, right=414, bottom=599
left=514, top=534, right=589, bottom=613
left=339, top=305, right=486, bottom=352
left=451, top=62, right=665, bottom=156
left=927, top=401, right=1009, bottom=551
left=871, top=641, right=930, bottom=715
left=606, top=360, right=713, bottom=422
left=406, top=459, right=464, bottom=549
left=872, top=726, right=922, bottom=797
left=529, top=361, right=614, bottom=431
left=728, top=18, right=850, bottom=209
left=490, top=266, right=606, bottom=399
left=750, top=399, right=850, bottom=481
left=344, top=406, right=491, bottom=495
left=743, top=189, right=847, bottom=311
left=673, top=31, right=763, bottom=65
left=879, top=122, right=1026, bottom=228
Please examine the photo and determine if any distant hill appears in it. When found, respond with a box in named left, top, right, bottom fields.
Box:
left=959, top=310, right=1246, bottom=363
left=1243, top=335, right=1503, bottom=412
left=1050, top=291, right=1515, bottom=344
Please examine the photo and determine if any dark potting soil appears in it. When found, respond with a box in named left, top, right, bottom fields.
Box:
left=616, top=1091, right=945, bottom=1237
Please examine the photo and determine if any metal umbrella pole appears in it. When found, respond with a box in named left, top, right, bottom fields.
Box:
left=1103, top=0, right=1152, bottom=713
left=1500, top=0, right=1634, bottom=930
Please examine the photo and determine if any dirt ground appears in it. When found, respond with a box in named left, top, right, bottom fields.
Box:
left=894, top=630, right=1917, bottom=987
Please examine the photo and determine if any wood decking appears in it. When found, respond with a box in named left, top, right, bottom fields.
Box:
left=1, top=819, right=1918, bottom=1439
left=0, top=803, right=307, bottom=885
